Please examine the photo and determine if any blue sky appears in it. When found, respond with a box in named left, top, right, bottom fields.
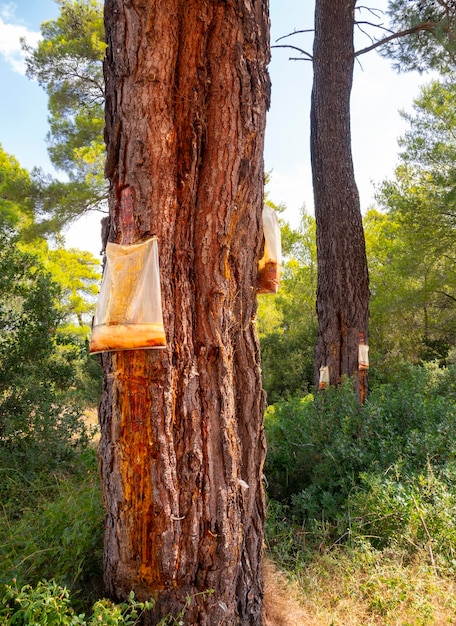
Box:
left=0, top=0, right=432, bottom=256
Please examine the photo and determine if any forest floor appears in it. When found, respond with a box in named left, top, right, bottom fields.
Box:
left=266, top=549, right=456, bottom=625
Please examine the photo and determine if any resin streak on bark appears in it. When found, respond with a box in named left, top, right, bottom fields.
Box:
left=311, top=0, right=370, bottom=393
left=100, top=0, right=270, bottom=623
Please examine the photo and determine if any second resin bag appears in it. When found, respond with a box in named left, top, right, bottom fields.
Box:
left=89, top=237, right=166, bottom=354
left=258, top=205, right=282, bottom=294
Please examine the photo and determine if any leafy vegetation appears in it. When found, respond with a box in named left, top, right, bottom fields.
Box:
left=3, top=365, right=456, bottom=624
left=263, top=365, right=456, bottom=624
left=265, top=364, right=456, bottom=565
left=258, top=210, right=317, bottom=401
left=0, top=580, right=153, bottom=625
left=23, top=0, right=107, bottom=234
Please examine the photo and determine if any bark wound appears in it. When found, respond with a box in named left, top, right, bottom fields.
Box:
left=118, top=186, right=136, bottom=244
left=118, top=370, right=163, bottom=589
left=102, top=349, right=178, bottom=602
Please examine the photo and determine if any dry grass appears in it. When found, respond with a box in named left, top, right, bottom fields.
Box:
left=264, top=558, right=311, bottom=626
left=265, top=549, right=456, bottom=626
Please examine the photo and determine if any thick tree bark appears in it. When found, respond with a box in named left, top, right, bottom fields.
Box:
left=311, top=0, right=370, bottom=396
left=99, top=1, right=270, bottom=624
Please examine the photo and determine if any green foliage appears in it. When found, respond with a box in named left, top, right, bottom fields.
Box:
left=0, top=231, right=97, bottom=470
left=0, top=578, right=213, bottom=626
left=264, top=364, right=456, bottom=570
left=382, top=1, right=456, bottom=73
left=348, top=464, right=456, bottom=570
left=0, top=581, right=153, bottom=625
left=23, top=0, right=107, bottom=232
left=0, top=146, right=35, bottom=233
left=24, top=0, right=105, bottom=173
left=0, top=453, right=104, bottom=591
left=371, top=77, right=456, bottom=365
left=0, top=146, right=102, bottom=410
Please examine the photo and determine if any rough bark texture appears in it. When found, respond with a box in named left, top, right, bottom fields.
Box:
left=99, top=1, right=270, bottom=624
left=311, top=0, right=370, bottom=394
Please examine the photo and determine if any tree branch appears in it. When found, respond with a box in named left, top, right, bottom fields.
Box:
left=276, top=29, right=314, bottom=43
left=355, top=20, right=394, bottom=34
left=355, top=21, right=439, bottom=57
left=355, top=5, right=384, bottom=20
left=271, top=44, right=313, bottom=60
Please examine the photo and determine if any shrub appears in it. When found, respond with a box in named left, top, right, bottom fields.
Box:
left=0, top=580, right=153, bottom=625
left=348, top=463, right=456, bottom=572
left=0, top=233, right=94, bottom=474
left=0, top=450, right=104, bottom=596
left=264, top=364, right=456, bottom=558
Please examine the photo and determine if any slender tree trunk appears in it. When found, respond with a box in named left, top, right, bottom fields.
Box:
left=311, top=0, right=370, bottom=395
left=99, top=1, right=270, bottom=623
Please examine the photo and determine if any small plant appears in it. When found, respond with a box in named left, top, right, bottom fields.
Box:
left=0, top=580, right=153, bottom=625
left=0, top=581, right=217, bottom=626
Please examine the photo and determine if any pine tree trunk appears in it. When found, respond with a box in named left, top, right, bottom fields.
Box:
left=99, top=1, right=270, bottom=623
left=311, top=0, right=370, bottom=396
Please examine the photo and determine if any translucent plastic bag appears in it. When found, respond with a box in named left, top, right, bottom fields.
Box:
left=89, top=237, right=166, bottom=354
left=258, top=205, right=282, bottom=294
left=358, top=343, right=369, bottom=370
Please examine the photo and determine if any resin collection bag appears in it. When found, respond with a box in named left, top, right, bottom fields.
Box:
left=258, top=205, right=282, bottom=294
left=89, top=237, right=166, bottom=354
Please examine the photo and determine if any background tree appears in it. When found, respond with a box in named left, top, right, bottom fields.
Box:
left=278, top=0, right=456, bottom=396
left=23, top=0, right=106, bottom=233
left=99, top=0, right=270, bottom=622
left=0, top=228, right=96, bottom=470
left=311, top=0, right=369, bottom=396
left=370, top=77, right=456, bottom=364
left=380, top=0, right=456, bottom=72
left=0, top=144, right=35, bottom=233
left=0, top=145, right=101, bottom=435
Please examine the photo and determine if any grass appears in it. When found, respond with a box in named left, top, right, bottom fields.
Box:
left=283, top=548, right=456, bottom=625
left=265, top=501, right=456, bottom=625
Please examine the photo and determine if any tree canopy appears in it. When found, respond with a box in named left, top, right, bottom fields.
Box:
left=380, top=0, right=456, bottom=72
left=23, top=0, right=106, bottom=232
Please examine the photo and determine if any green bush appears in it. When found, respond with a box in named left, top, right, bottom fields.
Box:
left=0, top=450, right=104, bottom=594
left=0, top=233, right=94, bottom=474
left=264, top=364, right=456, bottom=562
left=0, top=580, right=153, bottom=625
left=348, top=463, right=456, bottom=571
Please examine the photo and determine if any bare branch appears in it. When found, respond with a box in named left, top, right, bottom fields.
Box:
left=276, top=29, right=314, bottom=43
left=356, top=24, right=376, bottom=45
left=355, top=20, right=394, bottom=34
left=355, top=5, right=384, bottom=20
left=355, top=21, right=439, bottom=57
left=271, top=44, right=313, bottom=60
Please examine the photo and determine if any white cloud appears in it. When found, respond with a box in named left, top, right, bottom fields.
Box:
left=0, top=7, right=40, bottom=75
